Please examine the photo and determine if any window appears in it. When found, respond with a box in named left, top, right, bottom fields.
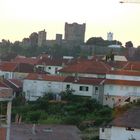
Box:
left=4, top=73, right=9, bottom=79
left=95, top=87, right=98, bottom=91
left=48, top=67, right=51, bottom=70
left=79, top=86, right=89, bottom=91
left=55, top=67, right=58, bottom=74
left=66, top=84, right=70, bottom=89
left=95, top=86, right=99, bottom=94
left=102, top=128, right=104, bottom=132
left=126, top=127, right=134, bottom=131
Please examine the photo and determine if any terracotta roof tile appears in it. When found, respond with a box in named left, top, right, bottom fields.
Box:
left=26, top=73, right=65, bottom=82
left=107, top=70, right=140, bottom=76
left=0, top=62, right=35, bottom=73
left=37, top=58, right=70, bottom=66
left=59, top=60, right=111, bottom=74
left=122, top=61, right=140, bottom=71
left=7, top=79, right=23, bottom=88
left=104, top=61, right=140, bottom=71
left=0, top=81, right=9, bottom=88
left=0, top=62, right=17, bottom=71
left=12, top=56, right=39, bottom=65
left=105, top=79, right=140, bottom=86
left=111, top=107, right=140, bottom=129
left=64, top=76, right=105, bottom=85
left=104, top=61, right=128, bottom=69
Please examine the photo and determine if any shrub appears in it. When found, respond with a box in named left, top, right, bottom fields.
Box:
left=26, top=110, right=42, bottom=123
left=62, top=115, right=82, bottom=125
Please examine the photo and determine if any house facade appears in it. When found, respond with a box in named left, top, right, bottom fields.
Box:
left=23, top=73, right=105, bottom=102
left=23, top=74, right=65, bottom=101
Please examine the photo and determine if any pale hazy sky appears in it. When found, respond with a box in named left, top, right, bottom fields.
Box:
left=0, top=0, right=140, bottom=47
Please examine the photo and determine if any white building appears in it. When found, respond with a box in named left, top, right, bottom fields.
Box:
left=107, top=32, right=113, bottom=41
left=103, top=70, right=140, bottom=107
left=100, top=107, right=140, bottom=140
left=23, top=73, right=105, bottom=102
left=103, top=79, right=140, bottom=107
left=23, top=74, right=65, bottom=101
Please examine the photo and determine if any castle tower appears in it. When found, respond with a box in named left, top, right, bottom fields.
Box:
left=64, top=22, right=86, bottom=43
left=38, top=29, right=46, bottom=47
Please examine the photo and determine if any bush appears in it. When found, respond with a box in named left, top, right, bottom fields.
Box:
left=90, top=136, right=99, bottom=140
left=26, top=110, right=42, bottom=123
left=38, top=116, right=62, bottom=124
left=62, top=115, right=82, bottom=125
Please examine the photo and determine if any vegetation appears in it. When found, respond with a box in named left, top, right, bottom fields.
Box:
left=86, top=37, right=122, bottom=46
left=11, top=94, right=140, bottom=140
left=12, top=93, right=113, bottom=128
left=0, top=39, right=82, bottom=60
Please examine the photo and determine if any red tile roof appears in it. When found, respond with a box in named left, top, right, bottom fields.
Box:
left=0, top=88, right=13, bottom=99
left=37, top=58, right=70, bottom=66
left=26, top=74, right=105, bottom=85
left=111, top=107, right=140, bottom=129
left=14, top=63, right=35, bottom=73
left=0, top=62, right=35, bottom=73
left=26, top=73, right=65, bottom=82
left=64, top=76, right=105, bottom=85
left=105, top=79, right=140, bottom=86
left=122, top=61, right=140, bottom=71
left=7, top=79, right=23, bottom=88
left=12, top=55, right=39, bottom=65
left=73, top=78, right=105, bottom=85
left=0, top=62, right=17, bottom=72
left=59, top=60, right=111, bottom=74
left=104, top=61, right=128, bottom=69
left=0, top=81, right=9, bottom=88
left=107, top=70, right=140, bottom=76
left=104, top=61, right=140, bottom=71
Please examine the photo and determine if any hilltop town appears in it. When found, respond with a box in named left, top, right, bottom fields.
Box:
left=0, top=22, right=140, bottom=140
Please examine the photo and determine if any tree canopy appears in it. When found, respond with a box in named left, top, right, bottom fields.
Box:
left=86, top=37, right=122, bottom=46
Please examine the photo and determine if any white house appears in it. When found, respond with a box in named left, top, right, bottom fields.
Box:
left=63, top=76, right=105, bottom=102
left=23, top=74, right=65, bottom=101
left=103, top=70, right=140, bottom=107
left=23, top=59, right=140, bottom=107
left=36, top=58, right=71, bottom=75
left=59, top=59, right=111, bottom=78
left=106, top=70, right=140, bottom=81
left=103, top=79, right=140, bottom=108
left=23, top=73, right=106, bottom=102
left=100, top=107, right=140, bottom=140
left=0, top=62, right=16, bottom=79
